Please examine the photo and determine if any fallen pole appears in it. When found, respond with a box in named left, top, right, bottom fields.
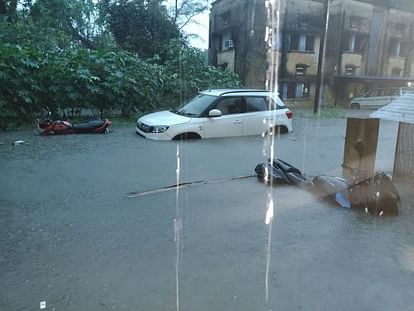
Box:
left=128, top=174, right=257, bottom=198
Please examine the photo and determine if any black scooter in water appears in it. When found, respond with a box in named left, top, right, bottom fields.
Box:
left=255, top=159, right=400, bottom=216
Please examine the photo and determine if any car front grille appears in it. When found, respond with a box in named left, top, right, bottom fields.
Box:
left=137, top=121, right=150, bottom=133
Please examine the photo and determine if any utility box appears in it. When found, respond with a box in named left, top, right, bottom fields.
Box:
left=343, top=118, right=380, bottom=180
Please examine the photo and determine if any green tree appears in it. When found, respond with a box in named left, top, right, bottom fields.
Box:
left=0, top=0, right=18, bottom=21
left=102, top=0, right=180, bottom=59
left=0, top=1, right=240, bottom=128
left=30, top=0, right=102, bottom=49
left=161, top=40, right=240, bottom=106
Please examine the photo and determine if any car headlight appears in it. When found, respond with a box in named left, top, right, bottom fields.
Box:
left=149, top=125, right=169, bottom=133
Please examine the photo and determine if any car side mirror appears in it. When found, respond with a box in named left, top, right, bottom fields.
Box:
left=208, top=109, right=222, bottom=117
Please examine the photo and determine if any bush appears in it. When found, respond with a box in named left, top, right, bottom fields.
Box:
left=0, top=21, right=240, bottom=129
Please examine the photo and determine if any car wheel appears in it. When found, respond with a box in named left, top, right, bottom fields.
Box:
left=173, top=133, right=201, bottom=141
left=351, top=103, right=361, bottom=110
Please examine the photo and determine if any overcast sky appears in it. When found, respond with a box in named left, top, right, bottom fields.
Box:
left=166, top=0, right=210, bottom=50
left=184, top=9, right=209, bottom=50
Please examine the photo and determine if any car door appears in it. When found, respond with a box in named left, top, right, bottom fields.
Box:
left=362, top=89, right=380, bottom=108
left=378, top=89, right=393, bottom=107
left=243, top=96, right=287, bottom=136
left=390, top=88, right=400, bottom=103
left=242, top=96, right=268, bottom=136
left=203, top=97, right=245, bottom=138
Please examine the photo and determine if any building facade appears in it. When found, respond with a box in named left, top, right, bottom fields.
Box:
left=208, top=0, right=268, bottom=89
left=208, top=0, right=414, bottom=107
left=326, top=0, right=414, bottom=106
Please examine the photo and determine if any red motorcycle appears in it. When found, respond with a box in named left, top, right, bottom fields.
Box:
left=37, top=115, right=112, bottom=135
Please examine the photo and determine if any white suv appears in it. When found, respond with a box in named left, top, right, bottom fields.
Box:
left=349, top=87, right=414, bottom=109
left=136, top=89, right=293, bottom=140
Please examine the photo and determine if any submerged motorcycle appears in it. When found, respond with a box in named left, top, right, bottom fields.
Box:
left=255, top=159, right=400, bottom=216
left=37, top=114, right=112, bottom=135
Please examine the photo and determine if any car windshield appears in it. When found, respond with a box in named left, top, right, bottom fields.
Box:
left=173, top=94, right=217, bottom=117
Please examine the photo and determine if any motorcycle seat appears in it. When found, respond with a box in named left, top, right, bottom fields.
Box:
left=72, top=120, right=105, bottom=130
left=274, top=159, right=303, bottom=176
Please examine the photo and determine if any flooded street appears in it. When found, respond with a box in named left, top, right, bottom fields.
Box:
left=1, top=115, right=414, bottom=310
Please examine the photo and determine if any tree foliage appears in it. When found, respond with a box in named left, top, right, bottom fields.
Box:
left=29, top=0, right=102, bottom=49
left=0, top=0, right=18, bottom=21
left=162, top=40, right=240, bottom=102
left=0, top=1, right=240, bottom=129
left=102, top=0, right=180, bottom=59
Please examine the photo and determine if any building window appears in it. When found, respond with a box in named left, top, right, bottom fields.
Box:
left=389, top=38, right=401, bottom=57
left=221, top=30, right=232, bottom=50
left=282, top=82, right=310, bottom=99
left=352, top=35, right=365, bottom=52
left=286, top=34, right=314, bottom=52
left=296, top=64, right=307, bottom=76
left=389, top=38, right=409, bottom=57
left=344, top=34, right=367, bottom=53
left=345, top=65, right=357, bottom=76
left=223, top=40, right=234, bottom=49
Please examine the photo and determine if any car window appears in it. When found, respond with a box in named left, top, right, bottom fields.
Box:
left=245, top=96, right=285, bottom=111
left=379, top=89, right=390, bottom=96
left=216, top=97, right=245, bottom=115
left=385, top=89, right=395, bottom=96
left=366, top=89, right=379, bottom=97
left=402, top=88, right=414, bottom=94
left=175, top=94, right=217, bottom=116
left=245, top=96, right=267, bottom=112
left=390, top=89, right=400, bottom=96
left=364, top=90, right=373, bottom=97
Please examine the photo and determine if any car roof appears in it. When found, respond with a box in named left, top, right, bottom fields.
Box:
left=366, top=87, right=408, bottom=91
left=199, top=89, right=277, bottom=97
left=199, top=89, right=286, bottom=107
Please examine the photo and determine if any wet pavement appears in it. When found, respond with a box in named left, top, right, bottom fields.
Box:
left=1, top=112, right=414, bottom=310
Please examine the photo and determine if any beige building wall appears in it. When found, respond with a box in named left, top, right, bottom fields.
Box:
left=285, top=51, right=319, bottom=75
left=343, top=0, right=373, bottom=22
left=388, top=9, right=413, bottom=32
left=341, top=53, right=363, bottom=75
left=282, top=0, right=323, bottom=19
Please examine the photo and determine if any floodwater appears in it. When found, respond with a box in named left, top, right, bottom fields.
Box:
left=1, top=114, right=413, bottom=310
